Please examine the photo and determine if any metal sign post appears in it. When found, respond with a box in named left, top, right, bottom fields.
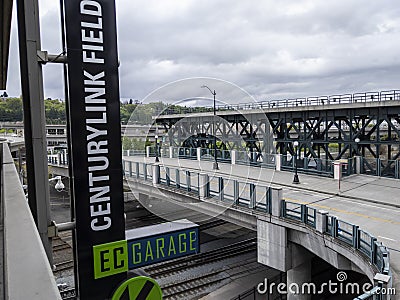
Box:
left=64, top=0, right=126, bottom=298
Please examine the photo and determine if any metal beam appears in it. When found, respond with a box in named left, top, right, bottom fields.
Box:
left=16, top=0, right=52, bottom=263
left=0, top=0, right=13, bottom=89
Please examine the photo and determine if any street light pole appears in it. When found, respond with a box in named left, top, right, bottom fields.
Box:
left=293, top=141, right=300, bottom=184
left=155, top=135, right=159, bottom=162
left=355, top=137, right=360, bottom=156
left=201, top=85, right=219, bottom=170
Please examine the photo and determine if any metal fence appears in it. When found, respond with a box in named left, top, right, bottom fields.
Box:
left=158, top=89, right=400, bottom=115
left=281, top=155, right=335, bottom=177
left=324, top=215, right=390, bottom=276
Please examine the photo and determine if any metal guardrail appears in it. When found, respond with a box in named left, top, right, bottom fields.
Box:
left=124, top=147, right=400, bottom=180
left=127, top=146, right=278, bottom=168
left=53, top=147, right=400, bottom=180
left=158, top=89, right=400, bottom=115
left=122, top=149, right=146, bottom=156
left=325, top=215, right=390, bottom=277
left=281, top=155, right=335, bottom=176
left=48, top=153, right=68, bottom=165
left=354, top=285, right=384, bottom=300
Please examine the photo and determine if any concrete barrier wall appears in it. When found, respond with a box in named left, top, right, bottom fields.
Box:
left=1, top=143, right=61, bottom=300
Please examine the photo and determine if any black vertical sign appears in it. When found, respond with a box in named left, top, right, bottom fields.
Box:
left=64, top=0, right=126, bottom=299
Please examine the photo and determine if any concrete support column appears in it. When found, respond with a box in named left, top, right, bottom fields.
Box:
left=257, top=219, right=291, bottom=272
left=316, top=210, right=328, bottom=234
left=333, top=161, right=342, bottom=180
left=199, top=173, right=209, bottom=200
left=287, top=259, right=312, bottom=300
left=286, top=244, right=314, bottom=300
left=197, top=147, right=201, bottom=161
left=271, top=187, right=283, bottom=217
left=231, top=150, right=236, bottom=165
left=275, top=154, right=282, bottom=171
left=152, top=164, right=160, bottom=185
left=169, top=146, right=174, bottom=158
left=355, top=156, right=361, bottom=174
left=146, top=146, right=151, bottom=158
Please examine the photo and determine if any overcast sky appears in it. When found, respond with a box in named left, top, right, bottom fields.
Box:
left=5, top=0, right=400, bottom=104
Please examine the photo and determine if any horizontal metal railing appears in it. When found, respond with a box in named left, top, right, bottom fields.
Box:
left=47, top=153, right=68, bottom=165
left=158, top=89, right=400, bottom=115
left=281, top=155, right=335, bottom=176
left=354, top=286, right=383, bottom=300
left=324, top=215, right=390, bottom=276
left=122, top=149, right=146, bottom=156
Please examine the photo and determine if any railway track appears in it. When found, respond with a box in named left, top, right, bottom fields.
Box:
left=162, top=270, right=226, bottom=300
left=161, top=258, right=267, bottom=300
left=53, top=243, right=71, bottom=252
left=144, top=238, right=257, bottom=278
left=54, top=260, right=74, bottom=273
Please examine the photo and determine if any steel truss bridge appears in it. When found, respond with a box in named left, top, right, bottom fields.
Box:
left=154, top=89, right=400, bottom=178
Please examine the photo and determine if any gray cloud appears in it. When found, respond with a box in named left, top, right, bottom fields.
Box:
left=4, top=0, right=400, bottom=104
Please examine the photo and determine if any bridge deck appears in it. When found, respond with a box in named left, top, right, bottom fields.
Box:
left=155, top=97, right=400, bottom=121
left=123, top=155, right=400, bottom=291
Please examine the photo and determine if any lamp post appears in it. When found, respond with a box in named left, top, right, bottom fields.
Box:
left=355, top=137, right=360, bottom=156
left=293, top=141, right=300, bottom=184
left=201, top=85, right=219, bottom=170
left=155, top=135, right=159, bottom=162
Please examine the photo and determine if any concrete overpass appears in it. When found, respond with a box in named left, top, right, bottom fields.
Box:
left=117, top=154, right=397, bottom=299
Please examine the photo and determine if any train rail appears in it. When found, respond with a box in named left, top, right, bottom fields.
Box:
left=54, top=260, right=74, bottom=273
left=162, top=270, right=226, bottom=300
left=144, top=238, right=257, bottom=278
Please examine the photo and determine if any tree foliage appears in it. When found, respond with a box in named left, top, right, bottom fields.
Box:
left=44, top=99, right=67, bottom=124
left=1, top=97, right=204, bottom=125
left=0, top=97, right=23, bottom=122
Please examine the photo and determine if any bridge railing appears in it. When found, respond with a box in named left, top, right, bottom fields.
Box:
left=281, top=155, right=335, bottom=176
left=157, top=89, right=400, bottom=115
left=122, top=149, right=146, bottom=157
left=324, top=214, right=390, bottom=277
left=47, top=152, right=68, bottom=165
left=123, top=147, right=400, bottom=180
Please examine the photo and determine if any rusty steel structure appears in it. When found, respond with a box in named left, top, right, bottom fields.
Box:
left=155, top=90, right=400, bottom=178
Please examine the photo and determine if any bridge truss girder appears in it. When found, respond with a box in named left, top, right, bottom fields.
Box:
left=267, top=106, right=400, bottom=174
left=159, top=114, right=273, bottom=154
left=156, top=105, right=400, bottom=176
